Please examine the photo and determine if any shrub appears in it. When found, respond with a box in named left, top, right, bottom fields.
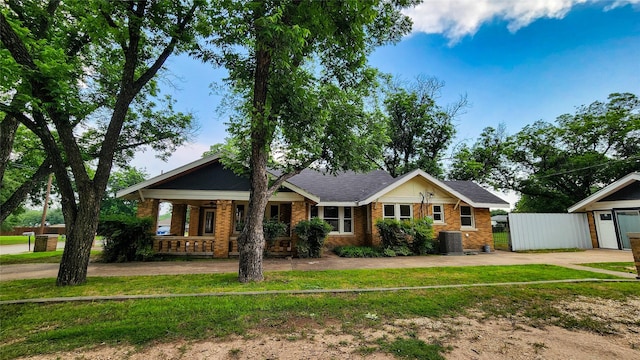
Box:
left=98, top=215, right=155, bottom=262
left=375, top=217, right=435, bottom=256
left=334, top=246, right=383, bottom=258
left=293, top=218, right=332, bottom=258
left=263, top=219, right=288, bottom=252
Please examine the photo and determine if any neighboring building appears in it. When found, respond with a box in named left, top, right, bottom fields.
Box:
left=117, top=155, right=509, bottom=258
left=568, top=172, right=640, bottom=250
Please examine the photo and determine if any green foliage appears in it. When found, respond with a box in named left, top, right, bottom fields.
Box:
left=379, top=337, right=446, bottom=360
left=263, top=219, right=287, bottom=250
left=97, top=216, right=155, bottom=263
left=100, top=167, right=148, bottom=218
left=449, top=93, right=640, bottom=212
left=382, top=75, right=466, bottom=178
left=293, top=218, right=332, bottom=258
left=375, top=217, right=435, bottom=256
left=334, top=246, right=383, bottom=258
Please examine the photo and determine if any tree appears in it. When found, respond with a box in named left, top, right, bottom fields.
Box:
left=449, top=93, right=640, bottom=212
left=203, top=0, right=415, bottom=282
left=1, top=0, right=203, bottom=285
left=380, top=75, right=467, bottom=178
left=100, top=167, right=148, bottom=218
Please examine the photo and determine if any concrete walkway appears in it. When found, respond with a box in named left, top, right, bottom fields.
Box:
left=1, top=248, right=637, bottom=281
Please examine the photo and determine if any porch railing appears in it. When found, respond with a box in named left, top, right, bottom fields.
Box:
left=154, top=236, right=215, bottom=256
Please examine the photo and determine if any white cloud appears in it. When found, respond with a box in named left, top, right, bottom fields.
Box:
left=404, top=0, right=640, bottom=43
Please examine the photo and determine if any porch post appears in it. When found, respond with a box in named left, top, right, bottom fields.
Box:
left=188, top=205, right=200, bottom=236
left=170, top=204, right=187, bottom=236
left=370, top=202, right=383, bottom=246
left=290, top=201, right=308, bottom=255
left=137, top=199, right=159, bottom=233
left=213, top=200, right=233, bottom=258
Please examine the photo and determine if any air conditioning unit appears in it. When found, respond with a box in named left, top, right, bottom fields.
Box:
left=439, top=231, right=463, bottom=255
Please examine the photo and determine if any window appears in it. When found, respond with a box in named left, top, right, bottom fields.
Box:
left=343, top=207, right=352, bottom=233
left=269, top=204, right=280, bottom=221
left=383, top=204, right=395, bottom=219
left=310, top=206, right=353, bottom=234
left=323, top=206, right=340, bottom=232
left=383, top=204, right=413, bottom=221
left=460, top=206, right=474, bottom=228
left=234, top=204, right=246, bottom=232
left=432, top=205, right=444, bottom=223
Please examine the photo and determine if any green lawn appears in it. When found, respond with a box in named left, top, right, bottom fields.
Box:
left=0, top=264, right=624, bottom=302
left=0, top=272, right=640, bottom=359
left=579, top=262, right=637, bottom=274
left=0, top=235, right=65, bottom=246
left=0, top=250, right=101, bottom=266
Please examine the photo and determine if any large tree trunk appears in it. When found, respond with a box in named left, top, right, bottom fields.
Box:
left=237, top=156, right=269, bottom=282
left=56, top=191, right=101, bottom=286
left=238, top=10, right=272, bottom=282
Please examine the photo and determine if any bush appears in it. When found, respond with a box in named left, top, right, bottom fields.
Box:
left=334, top=246, right=383, bottom=258
left=97, top=215, right=155, bottom=262
left=375, top=217, right=436, bottom=256
left=293, top=218, right=332, bottom=258
left=263, top=219, right=288, bottom=251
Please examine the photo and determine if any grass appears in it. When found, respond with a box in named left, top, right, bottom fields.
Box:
left=0, top=264, right=624, bottom=302
left=579, top=262, right=637, bottom=274
left=0, top=281, right=638, bottom=359
left=0, top=250, right=102, bottom=266
left=0, top=235, right=65, bottom=246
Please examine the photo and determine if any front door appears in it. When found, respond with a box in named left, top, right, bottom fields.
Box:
left=594, top=211, right=618, bottom=249
left=203, top=209, right=215, bottom=235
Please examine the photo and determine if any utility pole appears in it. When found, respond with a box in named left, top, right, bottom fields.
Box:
left=39, top=173, right=53, bottom=235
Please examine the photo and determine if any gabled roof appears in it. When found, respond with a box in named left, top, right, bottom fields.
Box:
left=568, top=172, right=640, bottom=213
left=116, top=154, right=320, bottom=202
left=117, top=155, right=509, bottom=208
left=357, top=169, right=509, bottom=208
left=286, top=169, right=394, bottom=205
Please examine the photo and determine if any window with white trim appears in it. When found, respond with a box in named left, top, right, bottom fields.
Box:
left=383, top=204, right=413, bottom=221
left=432, top=204, right=444, bottom=223
left=460, top=206, right=474, bottom=228
left=310, top=206, right=353, bottom=234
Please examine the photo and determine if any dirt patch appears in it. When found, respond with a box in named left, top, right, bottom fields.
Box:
left=19, top=297, right=640, bottom=360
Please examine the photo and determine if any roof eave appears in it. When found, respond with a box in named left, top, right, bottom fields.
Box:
left=568, top=172, right=640, bottom=213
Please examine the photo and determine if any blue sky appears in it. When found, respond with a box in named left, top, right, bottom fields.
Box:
left=131, top=0, right=640, bottom=181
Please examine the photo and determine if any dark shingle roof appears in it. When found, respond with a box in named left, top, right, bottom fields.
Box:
left=287, top=169, right=395, bottom=202
left=442, top=181, right=509, bottom=205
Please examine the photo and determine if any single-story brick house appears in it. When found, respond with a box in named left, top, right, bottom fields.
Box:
left=568, top=172, right=640, bottom=250
left=117, top=155, right=509, bottom=258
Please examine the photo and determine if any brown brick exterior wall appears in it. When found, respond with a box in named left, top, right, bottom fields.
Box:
left=430, top=204, right=492, bottom=251
left=188, top=206, right=200, bottom=236
left=587, top=212, right=599, bottom=248
left=137, top=199, right=159, bottom=232
left=170, top=204, right=187, bottom=236
left=213, top=200, right=232, bottom=258
left=370, top=202, right=383, bottom=246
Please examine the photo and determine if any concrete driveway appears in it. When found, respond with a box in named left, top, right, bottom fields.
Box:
left=1, top=248, right=637, bottom=281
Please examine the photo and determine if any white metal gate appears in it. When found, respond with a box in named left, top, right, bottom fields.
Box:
left=508, top=213, right=593, bottom=251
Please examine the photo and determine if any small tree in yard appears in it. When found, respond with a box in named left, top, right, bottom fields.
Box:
left=294, top=218, right=332, bottom=258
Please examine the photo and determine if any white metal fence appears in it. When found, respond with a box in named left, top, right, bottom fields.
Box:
left=508, top=213, right=592, bottom=251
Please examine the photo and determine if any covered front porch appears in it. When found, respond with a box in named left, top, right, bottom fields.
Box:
left=139, top=198, right=308, bottom=258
